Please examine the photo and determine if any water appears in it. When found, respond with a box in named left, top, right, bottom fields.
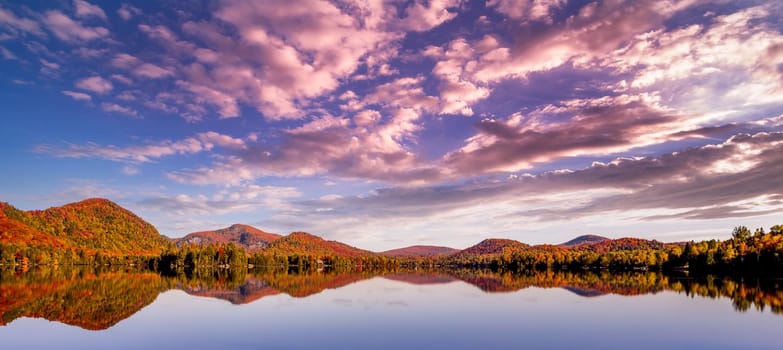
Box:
left=2, top=268, right=782, bottom=349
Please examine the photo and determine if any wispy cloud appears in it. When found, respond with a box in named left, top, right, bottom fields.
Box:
left=42, top=10, right=108, bottom=42
left=62, top=90, right=91, bottom=102
left=34, top=131, right=248, bottom=163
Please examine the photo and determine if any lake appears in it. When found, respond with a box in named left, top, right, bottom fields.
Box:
left=1, top=267, right=782, bottom=349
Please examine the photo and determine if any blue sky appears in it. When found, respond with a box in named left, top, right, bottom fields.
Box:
left=1, top=0, right=782, bottom=250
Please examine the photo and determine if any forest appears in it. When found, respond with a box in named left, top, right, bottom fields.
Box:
left=2, top=224, right=783, bottom=276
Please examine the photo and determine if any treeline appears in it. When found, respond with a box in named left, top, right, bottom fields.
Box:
left=154, top=242, right=400, bottom=271
left=3, top=224, right=783, bottom=275
left=448, top=225, right=783, bottom=274
left=0, top=243, right=158, bottom=267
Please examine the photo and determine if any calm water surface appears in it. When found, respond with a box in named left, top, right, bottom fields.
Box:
left=1, top=268, right=782, bottom=349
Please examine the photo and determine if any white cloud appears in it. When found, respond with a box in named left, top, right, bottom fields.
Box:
left=62, top=90, right=91, bottom=101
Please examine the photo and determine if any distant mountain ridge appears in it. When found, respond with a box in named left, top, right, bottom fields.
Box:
left=176, top=224, right=282, bottom=252
left=381, top=245, right=459, bottom=257
left=559, top=234, right=610, bottom=247
left=0, top=198, right=677, bottom=261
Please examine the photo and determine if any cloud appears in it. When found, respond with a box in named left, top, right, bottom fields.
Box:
left=444, top=94, right=682, bottom=175
left=0, top=8, right=45, bottom=36
left=110, top=74, right=133, bottom=85
left=200, top=0, right=401, bottom=119
left=428, top=1, right=697, bottom=87
left=272, top=131, right=783, bottom=246
left=1, top=45, right=17, bottom=60
left=42, top=10, right=108, bottom=42
left=176, top=80, right=239, bottom=119
left=509, top=132, right=783, bottom=221
left=62, top=90, right=91, bottom=101
left=117, top=4, right=141, bottom=21
left=133, top=63, right=174, bottom=79
left=101, top=102, right=139, bottom=117
left=397, top=0, right=462, bottom=32
left=363, top=76, right=439, bottom=113
left=604, top=5, right=783, bottom=117
left=488, top=0, right=566, bottom=23
left=122, top=165, right=139, bottom=175
left=110, top=53, right=140, bottom=68
left=167, top=112, right=443, bottom=185
left=75, top=75, right=113, bottom=94
left=34, top=131, right=246, bottom=163
left=197, top=131, right=247, bottom=150
left=136, top=184, right=301, bottom=218
left=39, top=58, right=59, bottom=70
left=73, top=0, right=107, bottom=21
left=124, top=0, right=463, bottom=121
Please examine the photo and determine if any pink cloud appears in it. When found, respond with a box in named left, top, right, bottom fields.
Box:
left=443, top=94, right=685, bottom=175
left=363, top=76, right=439, bottom=113
left=117, top=4, right=141, bottom=21
left=42, top=10, right=108, bottom=42
left=73, top=0, right=107, bottom=21
left=427, top=38, right=492, bottom=115
left=286, top=131, right=783, bottom=245
left=110, top=74, right=133, bottom=85
left=488, top=0, right=566, bottom=23
left=398, top=0, right=462, bottom=32
left=133, top=63, right=174, bottom=79
left=197, top=131, right=247, bottom=150
left=39, top=58, right=59, bottom=70
left=162, top=0, right=460, bottom=121
left=62, top=90, right=91, bottom=101
left=167, top=110, right=444, bottom=185
left=75, top=75, right=113, bottom=94
left=101, top=102, right=139, bottom=117
left=176, top=80, right=239, bottom=119
left=603, top=5, right=783, bottom=116
left=110, top=53, right=140, bottom=68
left=422, top=1, right=697, bottom=86
left=0, top=8, right=45, bottom=36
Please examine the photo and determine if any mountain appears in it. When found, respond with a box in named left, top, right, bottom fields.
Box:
left=573, top=237, right=665, bottom=253
left=559, top=234, right=610, bottom=247
left=380, top=245, right=459, bottom=257
left=0, top=198, right=170, bottom=256
left=453, top=238, right=530, bottom=258
left=176, top=224, right=282, bottom=252
left=264, top=232, right=375, bottom=257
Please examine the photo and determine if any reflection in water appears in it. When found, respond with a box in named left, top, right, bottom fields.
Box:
left=1, top=267, right=782, bottom=330
left=0, top=267, right=165, bottom=330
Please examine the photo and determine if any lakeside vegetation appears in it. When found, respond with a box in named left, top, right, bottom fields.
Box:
left=443, top=225, right=783, bottom=274
left=1, top=198, right=782, bottom=276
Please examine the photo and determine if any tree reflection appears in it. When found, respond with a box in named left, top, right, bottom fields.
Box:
left=1, top=267, right=782, bottom=330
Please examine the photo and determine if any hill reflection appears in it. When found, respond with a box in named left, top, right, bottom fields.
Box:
left=2, top=267, right=782, bottom=330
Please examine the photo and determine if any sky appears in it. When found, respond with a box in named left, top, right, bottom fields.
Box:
left=1, top=0, right=782, bottom=251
